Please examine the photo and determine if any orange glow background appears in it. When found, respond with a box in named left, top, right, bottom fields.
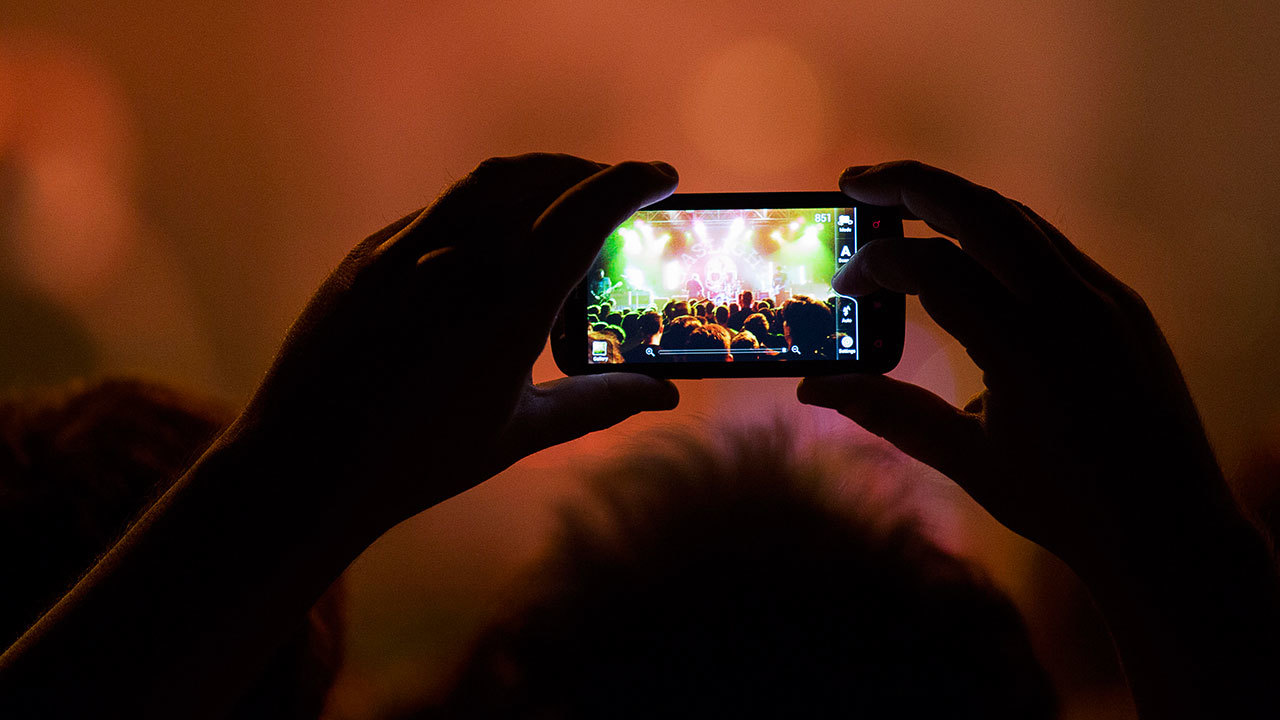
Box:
left=4, top=2, right=1279, bottom=718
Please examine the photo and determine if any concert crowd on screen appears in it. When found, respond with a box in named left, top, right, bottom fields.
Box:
left=588, top=290, right=840, bottom=362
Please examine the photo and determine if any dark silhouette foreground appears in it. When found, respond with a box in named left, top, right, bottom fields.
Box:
left=0, top=156, right=1276, bottom=720
left=0, top=379, right=343, bottom=720
left=424, top=429, right=1055, bottom=719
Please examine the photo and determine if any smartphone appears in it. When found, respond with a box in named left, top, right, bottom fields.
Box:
left=552, top=192, right=904, bottom=378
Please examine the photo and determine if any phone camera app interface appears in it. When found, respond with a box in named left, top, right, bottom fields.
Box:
left=586, top=206, right=860, bottom=364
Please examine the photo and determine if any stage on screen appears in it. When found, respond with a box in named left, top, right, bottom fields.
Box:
left=585, top=206, right=861, bottom=364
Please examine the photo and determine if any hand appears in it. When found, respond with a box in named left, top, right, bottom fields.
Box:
left=243, top=154, right=681, bottom=528
left=798, top=161, right=1233, bottom=568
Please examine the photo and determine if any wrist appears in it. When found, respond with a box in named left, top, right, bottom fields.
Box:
left=1066, top=491, right=1280, bottom=719
left=199, top=410, right=394, bottom=554
left=1068, top=493, right=1278, bottom=606
left=1047, top=459, right=1247, bottom=574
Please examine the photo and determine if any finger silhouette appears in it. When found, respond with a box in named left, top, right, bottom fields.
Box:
left=839, top=161, right=1081, bottom=304
left=495, top=373, right=680, bottom=469
left=798, top=373, right=988, bottom=493
left=835, top=236, right=1019, bottom=371
left=378, top=153, right=607, bottom=266
left=524, top=160, right=679, bottom=315
left=1010, top=199, right=1142, bottom=309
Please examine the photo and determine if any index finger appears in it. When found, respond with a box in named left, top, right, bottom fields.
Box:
left=375, top=153, right=609, bottom=266
left=839, top=161, right=1083, bottom=304
left=522, top=160, right=679, bottom=314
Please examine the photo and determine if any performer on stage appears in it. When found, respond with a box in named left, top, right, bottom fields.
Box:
left=771, top=267, right=788, bottom=297
left=591, top=269, right=612, bottom=303
left=591, top=269, right=620, bottom=305
left=685, top=273, right=705, bottom=300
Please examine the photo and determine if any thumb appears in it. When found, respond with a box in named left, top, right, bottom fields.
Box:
left=798, top=374, right=988, bottom=488
left=495, top=374, right=680, bottom=467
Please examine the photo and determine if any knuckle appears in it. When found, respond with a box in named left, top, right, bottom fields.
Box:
left=1008, top=198, right=1039, bottom=220
left=538, top=151, right=593, bottom=167
left=1060, top=279, right=1156, bottom=339
left=610, top=159, right=656, bottom=181
left=914, top=235, right=956, bottom=257
left=883, top=159, right=927, bottom=179
left=493, top=152, right=585, bottom=173
left=472, top=155, right=516, bottom=176
left=1066, top=292, right=1127, bottom=339
left=471, top=152, right=524, bottom=176
left=1111, top=281, right=1154, bottom=319
left=977, top=185, right=1013, bottom=213
left=896, top=158, right=927, bottom=172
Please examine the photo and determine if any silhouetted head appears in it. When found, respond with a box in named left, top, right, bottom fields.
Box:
left=743, top=312, right=770, bottom=340
left=637, top=311, right=662, bottom=340
left=663, top=301, right=690, bottom=323
left=599, top=324, right=625, bottom=346
left=659, top=315, right=703, bottom=352
left=0, top=378, right=344, bottom=719
left=782, top=295, right=834, bottom=356
left=730, top=330, right=760, bottom=350
left=621, top=313, right=640, bottom=340
left=431, top=429, right=1057, bottom=719
left=685, top=325, right=732, bottom=361
left=0, top=379, right=231, bottom=643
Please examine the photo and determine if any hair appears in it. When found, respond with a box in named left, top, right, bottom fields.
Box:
left=714, top=305, right=729, bottom=326
left=599, top=324, right=625, bottom=346
left=429, top=428, right=1057, bottom=718
left=663, top=300, right=690, bottom=324
left=621, top=313, right=640, bottom=340
left=0, top=381, right=227, bottom=635
left=685, top=325, right=732, bottom=361
left=587, top=331, right=624, bottom=363
left=743, top=312, right=770, bottom=340
left=730, top=330, right=760, bottom=350
left=658, top=316, right=703, bottom=352
left=782, top=295, right=834, bottom=355
left=637, top=311, right=662, bottom=340
left=0, top=379, right=344, bottom=719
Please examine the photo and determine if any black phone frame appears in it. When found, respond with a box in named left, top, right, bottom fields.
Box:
left=552, top=191, right=905, bottom=379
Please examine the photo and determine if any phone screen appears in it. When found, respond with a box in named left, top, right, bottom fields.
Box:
left=584, top=203, right=867, bottom=365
